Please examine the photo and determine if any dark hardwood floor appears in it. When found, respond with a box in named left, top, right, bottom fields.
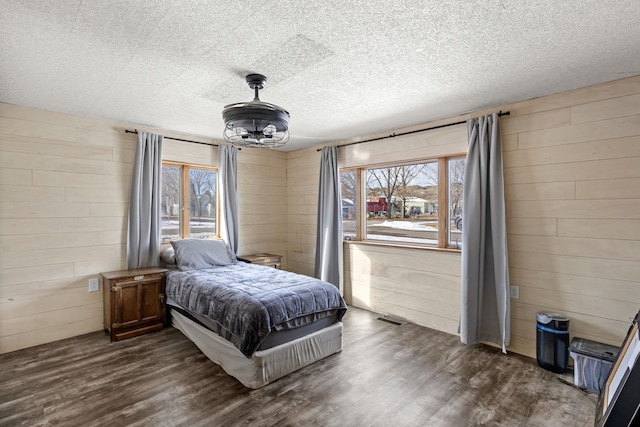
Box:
left=0, top=307, right=596, bottom=426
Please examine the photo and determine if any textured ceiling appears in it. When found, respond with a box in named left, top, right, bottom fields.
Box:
left=1, top=0, right=640, bottom=151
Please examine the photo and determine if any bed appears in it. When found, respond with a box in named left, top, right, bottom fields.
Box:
left=161, top=239, right=347, bottom=389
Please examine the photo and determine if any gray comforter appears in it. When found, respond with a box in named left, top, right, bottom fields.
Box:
left=166, top=263, right=347, bottom=357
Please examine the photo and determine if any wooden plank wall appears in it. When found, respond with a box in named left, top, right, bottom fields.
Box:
left=286, top=149, right=322, bottom=276
left=236, top=148, right=288, bottom=266
left=502, top=76, right=640, bottom=357
left=1, top=74, right=638, bottom=357
left=287, top=75, right=640, bottom=359
left=0, top=104, right=285, bottom=354
left=287, top=124, right=468, bottom=336
left=341, top=124, right=468, bottom=336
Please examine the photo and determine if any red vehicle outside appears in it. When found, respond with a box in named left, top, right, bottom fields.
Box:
left=367, top=197, right=390, bottom=216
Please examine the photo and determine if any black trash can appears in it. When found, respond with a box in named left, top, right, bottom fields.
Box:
left=536, top=312, right=570, bottom=373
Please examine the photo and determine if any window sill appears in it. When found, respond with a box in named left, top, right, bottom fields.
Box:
left=343, top=239, right=462, bottom=254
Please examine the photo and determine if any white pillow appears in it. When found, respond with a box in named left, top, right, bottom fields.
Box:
left=160, top=246, right=176, bottom=266
left=170, top=239, right=236, bottom=270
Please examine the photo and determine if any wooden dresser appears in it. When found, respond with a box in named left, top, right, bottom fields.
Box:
left=238, top=253, right=282, bottom=269
left=101, top=267, right=168, bottom=342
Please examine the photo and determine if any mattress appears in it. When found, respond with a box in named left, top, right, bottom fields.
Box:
left=166, top=262, right=347, bottom=357
left=168, top=300, right=340, bottom=350
left=170, top=307, right=344, bottom=389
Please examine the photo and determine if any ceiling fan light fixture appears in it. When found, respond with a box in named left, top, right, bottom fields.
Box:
left=222, top=74, right=290, bottom=148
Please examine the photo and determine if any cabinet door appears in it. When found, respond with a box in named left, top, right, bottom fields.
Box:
left=140, top=280, right=162, bottom=322
left=118, top=282, right=142, bottom=328
left=113, top=277, right=162, bottom=328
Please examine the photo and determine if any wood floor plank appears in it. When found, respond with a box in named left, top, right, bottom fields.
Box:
left=0, top=307, right=597, bottom=426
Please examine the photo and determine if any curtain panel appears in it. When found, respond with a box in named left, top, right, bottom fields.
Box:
left=460, top=113, right=510, bottom=353
left=127, top=132, right=163, bottom=269
left=219, top=145, right=239, bottom=254
left=314, top=147, right=343, bottom=292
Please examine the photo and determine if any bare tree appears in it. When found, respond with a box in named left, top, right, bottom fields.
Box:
left=395, top=164, right=428, bottom=217
left=367, top=167, right=401, bottom=218
left=340, top=170, right=357, bottom=202
left=449, top=159, right=465, bottom=218
left=189, top=169, right=217, bottom=220
left=162, top=166, right=181, bottom=217
left=368, top=163, right=441, bottom=218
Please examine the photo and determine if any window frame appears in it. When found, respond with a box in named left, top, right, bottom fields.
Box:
left=447, top=155, right=466, bottom=249
left=161, top=161, right=219, bottom=242
left=341, top=153, right=465, bottom=251
left=340, top=168, right=362, bottom=241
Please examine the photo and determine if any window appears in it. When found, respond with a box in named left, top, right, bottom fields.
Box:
left=448, top=157, right=465, bottom=249
left=366, top=161, right=439, bottom=245
left=342, top=156, right=464, bottom=249
left=161, top=162, right=218, bottom=242
left=340, top=170, right=358, bottom=240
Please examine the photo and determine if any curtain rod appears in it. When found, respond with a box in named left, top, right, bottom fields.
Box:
left=316, top=110, right=511, bottom=151
left=125, top=129, right=226, bottom=148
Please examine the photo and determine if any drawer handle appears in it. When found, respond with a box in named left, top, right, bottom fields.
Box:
left=134, top=275, right=144, bottom=281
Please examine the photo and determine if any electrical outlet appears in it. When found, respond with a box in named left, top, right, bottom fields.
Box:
left=510, top=285, right=520, bottom=299
left=88, top=278, right=100, bottom=293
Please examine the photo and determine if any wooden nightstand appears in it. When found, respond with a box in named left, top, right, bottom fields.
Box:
left=238, top=253, right=282, bottom=269
left=101, top=267, right=168, bottom=342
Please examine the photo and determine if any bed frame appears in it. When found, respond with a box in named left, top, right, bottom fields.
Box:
left=170, top=308, right=343, bottom=389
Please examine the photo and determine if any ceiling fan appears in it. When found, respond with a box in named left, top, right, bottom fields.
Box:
left=222, top=74, right=290, bottom=148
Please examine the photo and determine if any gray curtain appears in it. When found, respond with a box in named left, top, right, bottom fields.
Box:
left=127, top=132, right=163, bottom=269
left=314, top=147, right=343, bottom=292
left=460, top=113, right=510, bottom=353
left=219, top=145, right=239, bottom=254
